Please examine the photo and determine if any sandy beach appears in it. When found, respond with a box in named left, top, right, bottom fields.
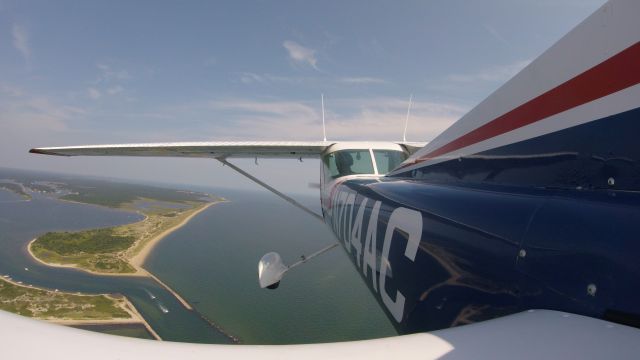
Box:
left=129, top=200, right=220, bottom=268
left=27, top=200, right=222, bottom=277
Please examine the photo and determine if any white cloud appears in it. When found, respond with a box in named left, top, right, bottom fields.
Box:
left=107, top=86, right=124, bottom=95
left=11, top=24, right=31, bottom=62
left=96, top=63, right=130, bottom=82
left=447, top=60, right=531, bottom=83
left=87, top=88, right=101, bottom=99
left=199, top=97, right=465, bottom=142
left=0, top=94, right=84, bottom=132
left=238, top=72, right=310, bottom=85
left=323, top=97, right=466, bottom=141
left=237, top=73, right=387, bottom=86
left=338, top=77, right=387, bottom=85
left=239, top=72, right=266, bottom=84
left=1, top=84, right=24, bottom=97
left=208, top=99, right=318, bottom=119
left=283, top=40, right=318, bottom=69
left=483, top=24, right=510, bottom=47
left=203, top=56, right=217, bottom=67
left=88, top=64, right=129, bottom=99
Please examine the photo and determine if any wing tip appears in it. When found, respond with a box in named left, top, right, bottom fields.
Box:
left=29, top=148, right=69, bottom=157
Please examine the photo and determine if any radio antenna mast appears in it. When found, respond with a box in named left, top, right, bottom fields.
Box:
left=403, top=94, right=413, bottom=142
left=321, top=94, right=327, bottom=141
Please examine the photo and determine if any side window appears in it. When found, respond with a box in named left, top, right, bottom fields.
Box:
left=323, top=153, right=340, bottom=182
left=323, top=150, right=374, bottom=179
left=373, top=150, right=407, bottom=174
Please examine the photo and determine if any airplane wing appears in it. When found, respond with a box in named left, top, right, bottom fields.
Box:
left=29, top=141, right=426, bottom=159
left=29, top=141, right=334, bottom=159
left=3, top=309, right=640, bottom=359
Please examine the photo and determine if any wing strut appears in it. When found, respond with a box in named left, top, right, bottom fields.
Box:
left=217, top=159, right=323, bottom=222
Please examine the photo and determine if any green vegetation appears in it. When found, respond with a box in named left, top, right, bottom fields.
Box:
left=61, top=180, right=208, bottom=208
left=0, top=167, right=217, bottom=207
left=0, top=278, right=133, bottom=320
left=0, top=182, right=31, bottom=200
left=31, top=228, right=137, bottom=273
left=35, top=229, right=135, bottom=255
left=30, top=200, right=212, bottom=274
left=31, top=228, right=136, bottom=274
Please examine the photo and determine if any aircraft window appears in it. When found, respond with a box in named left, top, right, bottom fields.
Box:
left=323, top=150, right=374, bottom=179
left=373, top=150, right=407, bottom=174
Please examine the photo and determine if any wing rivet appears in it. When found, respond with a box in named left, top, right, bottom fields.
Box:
left=518, top=249, right=527, bottom=258
left=607, top=177, right=615, bottom=186
left=587, top=283, right=597, bottom=297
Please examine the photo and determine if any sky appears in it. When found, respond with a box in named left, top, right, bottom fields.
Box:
left=0, top=0, right=606, bottom=195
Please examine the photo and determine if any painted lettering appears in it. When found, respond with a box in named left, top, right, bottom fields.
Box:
left=379, top=207, right=422, bottom=323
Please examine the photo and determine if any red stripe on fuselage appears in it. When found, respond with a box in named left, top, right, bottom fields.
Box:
left=408, top=41, right=640, bottom=167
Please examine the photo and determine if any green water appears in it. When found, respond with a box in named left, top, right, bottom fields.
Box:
left=145, top=190, right=396, bottom=344
left=71, top=323, right=154, bottom=340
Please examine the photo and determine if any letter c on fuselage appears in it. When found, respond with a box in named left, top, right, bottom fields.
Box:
left=379, top=207, right=422, bottom=323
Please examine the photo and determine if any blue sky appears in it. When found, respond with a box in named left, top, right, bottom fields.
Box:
left=0, top=0, right=605, bottom=194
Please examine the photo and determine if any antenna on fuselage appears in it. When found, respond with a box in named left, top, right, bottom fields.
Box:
left=321, top=93, right=327, bottom=142
left=403, top=94, right=413, bottom=142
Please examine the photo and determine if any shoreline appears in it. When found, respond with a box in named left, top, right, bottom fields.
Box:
left=25, top=200, right=218, bottom=309
left=129, top=200, right=221, bottom=268
left=26, top=200, right=223, bottom=278
left=0, top=277, right=161, bottom=340
left=27, top=239, right=148, bottom=277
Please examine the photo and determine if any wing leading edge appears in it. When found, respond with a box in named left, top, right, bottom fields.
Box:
left=29, top=141, right=333, bottom=159
left=29, top=141, right=427, bottom=159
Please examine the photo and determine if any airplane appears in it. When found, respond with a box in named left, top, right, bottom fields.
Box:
left=5, top=0, right=640, bottom=358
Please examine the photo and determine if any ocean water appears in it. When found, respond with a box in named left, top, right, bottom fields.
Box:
left=0, top=186, right=396, bottom=344
left=145, top=189, right=396, bottom=344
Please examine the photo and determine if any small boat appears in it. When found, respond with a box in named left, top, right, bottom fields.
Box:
left=143, top=288, right=157, bottom=300
left=157, top=303, right=169, bottom=314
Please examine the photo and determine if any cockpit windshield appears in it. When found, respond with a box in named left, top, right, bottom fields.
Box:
left=373, top=150, right=407, bottom=174
left=323, top=149, right=407, bottom=180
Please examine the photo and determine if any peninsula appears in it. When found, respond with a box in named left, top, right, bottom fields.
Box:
left=29, top=199, right=219, bottom=276
left=26, top=177, right=223, bottom=276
